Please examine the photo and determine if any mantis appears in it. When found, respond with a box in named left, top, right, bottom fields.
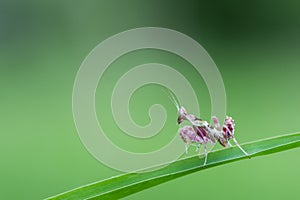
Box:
left=168, top=92, right=250, bottom=166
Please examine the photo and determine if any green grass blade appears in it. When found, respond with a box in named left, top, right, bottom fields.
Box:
left=46, top=132, right=300, bottom=200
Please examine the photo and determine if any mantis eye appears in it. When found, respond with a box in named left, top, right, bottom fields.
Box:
left=177, top=117, right=182, bottom=124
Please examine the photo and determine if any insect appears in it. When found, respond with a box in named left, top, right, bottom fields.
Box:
left=167, top=91, right=250, bottom=166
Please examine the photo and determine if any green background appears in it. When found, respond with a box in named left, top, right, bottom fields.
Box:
left=1, top=1, right=300, bottom=199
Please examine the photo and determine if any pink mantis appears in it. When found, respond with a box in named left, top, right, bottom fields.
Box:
left=168, top=92, right=250, bottom=166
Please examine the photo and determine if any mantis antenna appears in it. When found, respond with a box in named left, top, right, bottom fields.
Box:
left=161, top=88, right=181, bottom=111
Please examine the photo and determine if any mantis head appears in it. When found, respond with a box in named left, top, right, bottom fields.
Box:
left=177, top=106, right=187, bottom=124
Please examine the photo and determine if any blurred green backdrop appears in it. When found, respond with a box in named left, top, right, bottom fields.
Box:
left=1, top=0, right=300, bottom=199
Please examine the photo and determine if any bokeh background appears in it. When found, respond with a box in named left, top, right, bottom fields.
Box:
left=1, top=0, right=300, bottom=199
